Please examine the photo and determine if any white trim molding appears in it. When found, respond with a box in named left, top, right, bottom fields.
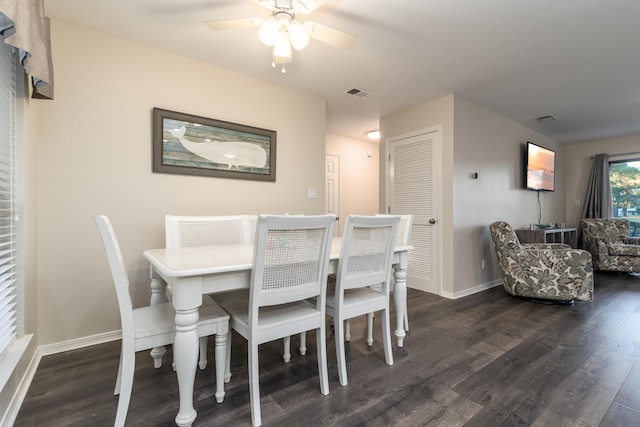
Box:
left=440, top=279, right=503, bottom=300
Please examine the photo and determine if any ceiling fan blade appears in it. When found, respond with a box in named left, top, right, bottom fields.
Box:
left=304, top=21, right=356, bottom=49
left=204, top=18, right=263, bottom=31
left=292, top=0, right=323, bottom=14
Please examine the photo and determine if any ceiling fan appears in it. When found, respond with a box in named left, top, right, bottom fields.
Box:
left=204, top=0, right=357, bottom=72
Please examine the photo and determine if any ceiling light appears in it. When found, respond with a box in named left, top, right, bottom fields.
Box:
left=273, top=30, right=292, bottom=58
left=288, top=19, right=309, bottom=50
left=258, top=16, right=279, bottom=46
left=259, top=10, right=309, bottom=71
left=367, top=130, right=380, bottom=140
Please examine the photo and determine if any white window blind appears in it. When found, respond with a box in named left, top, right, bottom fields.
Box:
left=0, top=40, right=18, bottom=359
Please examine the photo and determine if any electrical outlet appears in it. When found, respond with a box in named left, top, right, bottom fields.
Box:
left=481, top=259, right=486, bottom=270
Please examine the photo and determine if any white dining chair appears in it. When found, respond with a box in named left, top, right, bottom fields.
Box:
left=164, top=214, right=256, bottom=370
left=94, top=215, right=230, bottom=427
left=214, top=214, right=335, bottom=427
left=165, top=214, right=256, bottom=247
left=326, top=215, right=399, bottom=386
left=365, top=214, right=413, bottom=337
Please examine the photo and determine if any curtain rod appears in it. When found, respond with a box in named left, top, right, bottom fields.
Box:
left=591, top=151, right=640, bottom=159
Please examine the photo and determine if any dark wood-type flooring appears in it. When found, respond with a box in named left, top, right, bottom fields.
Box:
left=15, top=272, right=640, bottom=426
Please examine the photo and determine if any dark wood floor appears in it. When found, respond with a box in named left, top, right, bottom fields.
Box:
left=15, top=272, right=640, bottom=426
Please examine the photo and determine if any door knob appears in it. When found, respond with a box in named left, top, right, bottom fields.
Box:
left=429, top=218, right=436, bottom=224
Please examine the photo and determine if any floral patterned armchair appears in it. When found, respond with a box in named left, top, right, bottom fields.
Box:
left=489, top=221, right=593, bottom=302
left=580, top=218, right=640, bottom=272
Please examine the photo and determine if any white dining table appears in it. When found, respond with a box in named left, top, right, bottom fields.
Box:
left=143, top=237, right=412, bottom=427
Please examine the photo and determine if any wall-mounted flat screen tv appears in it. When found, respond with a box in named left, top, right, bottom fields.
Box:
left=526, top=142, right=555, bottom=192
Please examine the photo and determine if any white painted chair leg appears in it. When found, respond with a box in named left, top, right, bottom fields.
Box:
left=115, top=350, right=135, bottom=427
left=381, top=308, right=393, bottom=366
left=224, top=331, right=232, bottom=383
left=299, top=332, right=307, bottom=355
left=114, top=348, right=123, bottom=395
left=404, top=301, right=409, bottom=331
left=249, top=342, right=262, bottom=427
left=335, top=315, right=348, bottom=386
left=283, top=336, right=291, bottom=362
left=316, top=327, right=329, bottom=395
left=366, top=312, right=374, bottom=347
left=214, top=333, right=226, bottom=403
left=345, top=319, right=351, bottom=342
left=199, top=337, right=208, bottom=370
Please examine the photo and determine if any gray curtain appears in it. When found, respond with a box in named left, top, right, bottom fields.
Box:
left=0, top=0, right=54, bottom=99
left=581, top=153, right=611, bottom=219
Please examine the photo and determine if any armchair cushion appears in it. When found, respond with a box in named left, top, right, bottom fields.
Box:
left=608, top=243, right=640, bottom=257
left=581, top=218, right=640, bottom=272
left=490, top=221, right=593, bottom=302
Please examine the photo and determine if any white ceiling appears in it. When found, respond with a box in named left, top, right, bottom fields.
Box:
left=44, top=0, right=640, bottom=144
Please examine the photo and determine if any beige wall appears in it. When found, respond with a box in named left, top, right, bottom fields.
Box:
left=326, top=133, right=379, bottom=236
left=453, top=96, right=565, bottom=295
left=380, top=95, right=567, bottom=297
left=565, top=134, right=640, bottom=226
left=34, top=18, right=327, bottom=346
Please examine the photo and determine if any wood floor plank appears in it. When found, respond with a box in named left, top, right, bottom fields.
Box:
left=530, top=349, right=636, bottom=427
left=14, top=273, right=640, bottom=426
left=599, top=402, right=640, bottom=427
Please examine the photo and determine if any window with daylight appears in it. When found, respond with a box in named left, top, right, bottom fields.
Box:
left=610, top=159, right=640, bottom=236
left=0, top=39, right=29, bottom=391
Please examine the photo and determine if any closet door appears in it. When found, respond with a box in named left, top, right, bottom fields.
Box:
left=389, top=128, right=441, bottom=294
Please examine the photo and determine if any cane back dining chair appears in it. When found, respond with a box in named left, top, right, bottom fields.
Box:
left=327, top=215, right=399, bottom=386
left=359, top=214, right=413, bottom=343
left=298, top=214, right=411, bottom=356
left=164, top=214, right=256, bottom=370
left=165, top=214, right=257, bottom=247
left=214, top=214, right=335, bottom=427
left=94, top=215, right=230, bottom=427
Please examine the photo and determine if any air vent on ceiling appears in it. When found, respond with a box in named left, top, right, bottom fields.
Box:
left=535, top=114, right=557, bottom=123
left=346, top=87, right=371, bottom=98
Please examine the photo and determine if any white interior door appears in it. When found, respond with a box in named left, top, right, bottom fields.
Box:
left=326, top=154, right=340, bottom=237
left=388, top=128, right=441, bottom=295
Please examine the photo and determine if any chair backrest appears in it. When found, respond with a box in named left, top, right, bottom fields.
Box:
left=581, top=218, right=629, bottom=240
left=94, top=215, right=135, bottom=339
left=336, top=215, right=399, bottom=295
left=376, top=214, right=413, bottom=247
left=250, top=214, right=335, bottom=311
left=489, top=221, right=522, bottom=252
left=165, top=214, right=257, bottom=248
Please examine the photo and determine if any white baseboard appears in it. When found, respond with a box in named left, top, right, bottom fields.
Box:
left=38, top=330, right=121, bottom=357
left=1, top=336, right=36, bottom=427
left=3, top=330, right=122, bottom=426
left=439, top=279, right=503, bottom=300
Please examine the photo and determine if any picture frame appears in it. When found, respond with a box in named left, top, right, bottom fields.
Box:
left=152, top=107, right=276, bottom=182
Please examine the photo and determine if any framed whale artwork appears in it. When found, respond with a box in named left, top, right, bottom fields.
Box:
left=152, top=107, right=277, bottom=182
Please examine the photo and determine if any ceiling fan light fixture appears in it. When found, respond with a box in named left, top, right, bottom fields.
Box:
left=292, top=0, right=308, bottom=14
left=273, top=30, right=292, bottom=58
left=288, top=19, right=309, bottom=49
left=259, top=0, right=276, bottom=8
left=258, top=16, right=279, bottom=46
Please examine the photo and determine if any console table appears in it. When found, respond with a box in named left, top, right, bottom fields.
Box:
left=515, top=227, right=577, bottom=248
